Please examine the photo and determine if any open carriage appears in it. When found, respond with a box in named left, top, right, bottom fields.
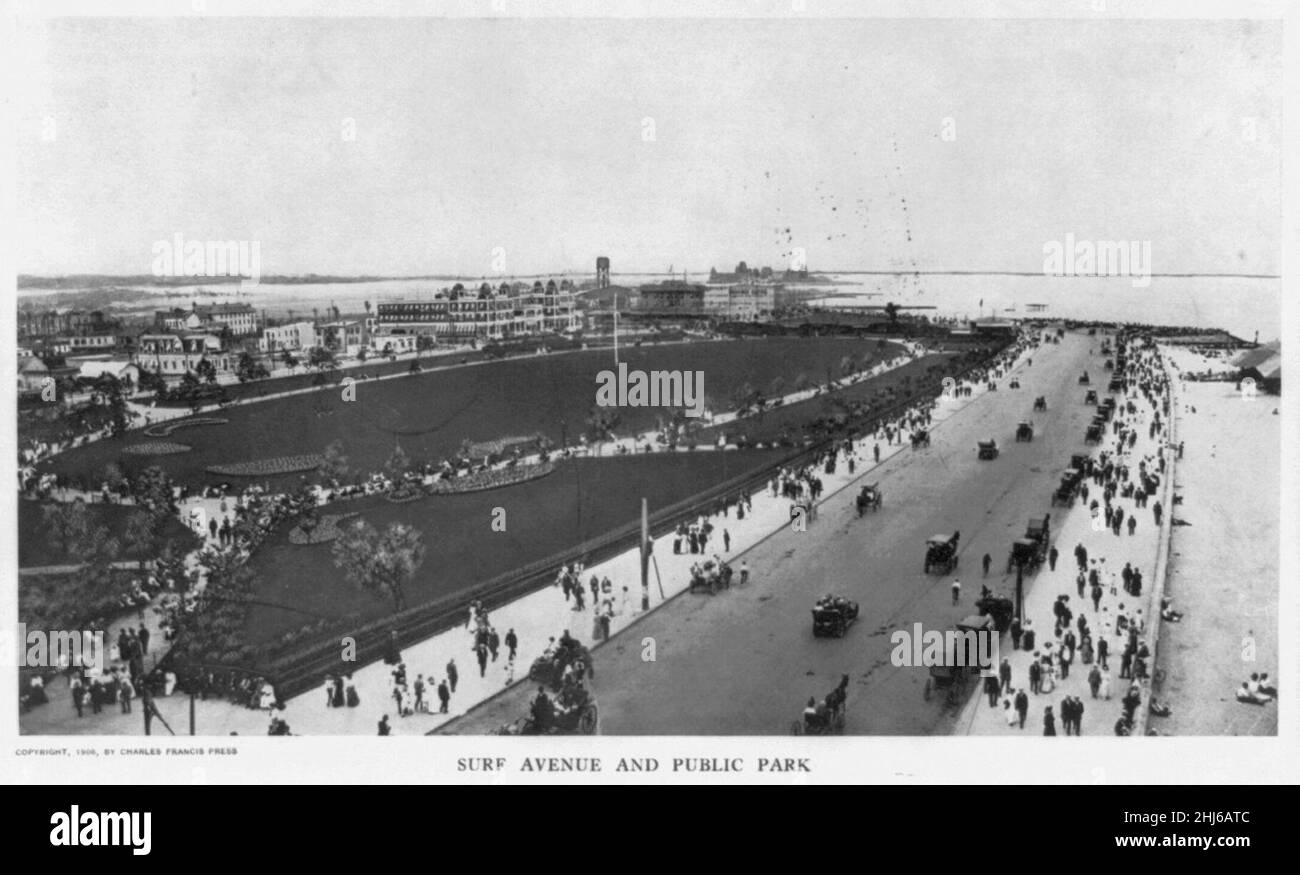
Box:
left=1015, top=421, right=1034, bottom=442
left=977, top=439, right=999, bottom=460
left=856, top=483, right=883, bottom=516
left=924, top=532, right=960, bottom=574
left=812, top=595, right=860, bottom=638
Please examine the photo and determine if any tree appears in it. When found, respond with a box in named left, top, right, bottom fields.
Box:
left=384, top=444, right=411, bottom=481
left=131, top=466, right=176, bottom=520
left=417, top=335, right=436, bottom=355
left=279, top=349, right=299, bottom=370
left=195, top=358, right=218, bottom=385
left=331, top=520, right=425, bottom=612
left=236, top=352, right=269, bottom=383
left=138, top=367, right=167, bottom=396
left=318, top=439, right=350, bottom=485
left=356, top=347, right=368, bottom=363
left=42, top=502, right=116, bottom=562
left=585, top=407, right=620, bottom=454
left=124, top=510, right=158, bottom=569
left=309, top=347, right=336, bottom=371
left=884, top=302, right=900, bottom=326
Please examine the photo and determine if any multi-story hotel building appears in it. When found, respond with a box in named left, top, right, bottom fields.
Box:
left=134, top=333, right=234, bottom=377
left=375, top=279, right=582, bottom=341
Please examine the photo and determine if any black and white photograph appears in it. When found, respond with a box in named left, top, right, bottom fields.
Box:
left=2, top=0, right=1293, bottom=795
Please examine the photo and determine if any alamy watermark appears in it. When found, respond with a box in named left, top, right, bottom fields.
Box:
left=595, top=363, right=706, bottom=418
left=1042, top=233, right=1151, bottom=289
left=151, top=233, right=261, bottom=287
left=890, top=622, right=998, bottom=677
left=3, top=624, right=105, bottom=674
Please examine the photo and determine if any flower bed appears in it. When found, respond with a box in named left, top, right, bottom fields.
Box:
left=206, top=454, right=323, bottom=477
left=426, top=460, right=555, bottom=495
left=465, top=434, right=541, bottom=458
left=288, top=512, right=360, bottom=545
left=122, top=441, right=192, bottom=456
left=143, top=417, right=228, bottom=437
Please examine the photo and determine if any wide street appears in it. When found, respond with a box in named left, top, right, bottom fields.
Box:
left=448, top=330, right=1106, bottom=734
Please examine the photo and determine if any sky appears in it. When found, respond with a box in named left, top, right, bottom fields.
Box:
left=14, top=16, right=1282, bottom=278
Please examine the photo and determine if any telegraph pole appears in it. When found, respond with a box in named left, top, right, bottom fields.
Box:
left=640, top=498, right=650, bottom=612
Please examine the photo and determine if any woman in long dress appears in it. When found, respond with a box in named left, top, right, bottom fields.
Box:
left=332, top=675, right=345, bottom=707
left=323, top=675, right=335, bottom=708
left=345, top=675, right=360, bottom=708
left=259, top=682, right=276, bottom=710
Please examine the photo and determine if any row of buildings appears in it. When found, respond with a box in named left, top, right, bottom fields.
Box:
left=374, top=279, right=582, bottom=340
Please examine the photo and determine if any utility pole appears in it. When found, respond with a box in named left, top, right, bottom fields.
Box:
left=640, top=498, right=650, bottom=612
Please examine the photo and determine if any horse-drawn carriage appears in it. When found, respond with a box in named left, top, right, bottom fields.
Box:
left=1008, top=377, right=1021, bottom=389
left=688, top=559, right=732, bottom=595
left=1033, top=395, right=1047, bottom=411
left=1015, top=421, right=1034, bottom=442
left=923, top=615, right=996, bottom=704
left=812, top=594, right=860, bottom=638
left=855, top=483, right=882, bottom=515
left=924, top=532, right=960, bottom=574
left=1051, top=469, right=1082, bottom=506
left=528, top=637, right=594, bottom=691
left=1084, top=424, right=1103, bottom=444
left=1070, top=453, right=1091, bottom=474
left=792, top=675, right=849, bottom=735
left=497, top=689, right=599, bottom=735
left=911, top=429, right=931, bottom=449
left=1006, top=517, right=1050, bottom=573
left=975, top=594, right=1015, bottom=633
left=1084, top=389, right=1098, bottom=405
left=977, top=439, right=999, bottom=460
left=1107, top=378, right=1124, bottom=394
left=1078, top=371, right=1091, bottom=385
left=1104, top=358, right=1114, bottom=371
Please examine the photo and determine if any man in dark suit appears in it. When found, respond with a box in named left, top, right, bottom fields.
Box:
left=1013, top=689, right=1029, bottom=728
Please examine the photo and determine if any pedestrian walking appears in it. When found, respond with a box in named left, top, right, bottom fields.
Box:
left=998, top=658, right=1012, bottom=694
left=739, top=561, right=749, bottom=585
left=1088, top=664, right=1102, bottom=698
left=1153, top=500, right=1163, bottom=527
left=982, top=553, right=991, bottom=577
left=475, top=643, right=489, bottom=678
left=446, top=658, right=459, bottom=693
left=1127, top=516, right=1136, bottom=536
left=1043, top=706, right=1056, bottom=736
left=1014, top=689, right=1028, bottom=728
left=437, top=680, right=450, bottom=713
left=723, top=529, right=731, bottom=552
left=505, top=628, right=518, bottom=661
left=488, top=628, right=500, bottom=662
left=1010, top=616, right=1022, bottom=650
left=1048, top=546, right=1059, bottom=571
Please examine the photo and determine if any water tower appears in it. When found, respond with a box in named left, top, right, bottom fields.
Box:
left=596, top=256, right=610, bottom=289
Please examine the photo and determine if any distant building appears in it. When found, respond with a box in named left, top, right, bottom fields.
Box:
left=703, top=284, right=774, bottom=322
left=134, top=333, right=233, bottom=377
left=375, top=279, right=581, bottom=341
left=17, top=356, right=49, bottom=392
left=259, top=321, right=318, bottom=353
left=596, top=256, right=611, bottom=289
left=155, top=302, right=259, bottom=336
left=635, top=280, right=708, bottom=317
left=77, top=357, right=141, bottom=385
left=319, top=320, right=369, bottom=356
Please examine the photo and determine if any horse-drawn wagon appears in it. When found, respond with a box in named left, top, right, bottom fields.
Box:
left=924, top=532, right=960, bottom=574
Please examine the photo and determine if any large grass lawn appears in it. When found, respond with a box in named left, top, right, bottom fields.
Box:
left=244, top=449, right=788, bottom=646
left=39, top=338, right=901, bottom=490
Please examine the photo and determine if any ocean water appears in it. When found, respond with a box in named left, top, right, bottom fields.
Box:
left=20, top=272, right=1279, bottom=343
